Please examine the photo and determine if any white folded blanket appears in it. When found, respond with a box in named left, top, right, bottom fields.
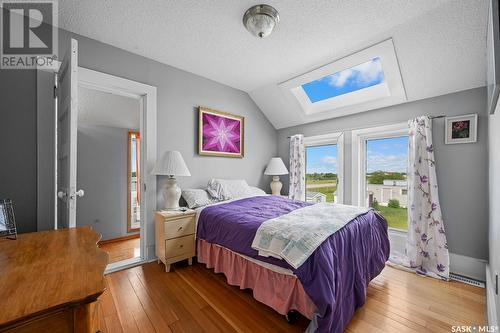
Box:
left=251, top=203, right=371, bottom=269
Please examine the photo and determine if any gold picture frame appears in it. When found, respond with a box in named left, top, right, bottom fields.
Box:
left=198, top=106, right=245, bottom=158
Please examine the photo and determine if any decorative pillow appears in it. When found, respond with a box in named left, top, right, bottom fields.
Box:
left=206, top=179, right=251, bottom=200
left=181, top=189, right=218, bottom=209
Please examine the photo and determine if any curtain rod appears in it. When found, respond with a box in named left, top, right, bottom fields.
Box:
left=286, top=115, right=446, bottom=138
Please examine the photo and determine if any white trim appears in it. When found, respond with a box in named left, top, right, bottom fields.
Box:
left=304, top=132, right=344, bottom=203
left=487, top=264, right=499, bottom=327
left=351, top=122, right=408, bottom=206
left=279, top=39, right=406, bottom=119
left=105, top=257, right=143, bottom=274
left=77, top=67, right=157, bottom=269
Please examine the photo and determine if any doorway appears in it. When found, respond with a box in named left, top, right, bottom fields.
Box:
left=77, top=67, right=157, bottom=272
left=36, top=41, right=157, bottom=272
left=76, top=86, right=142, bottom=265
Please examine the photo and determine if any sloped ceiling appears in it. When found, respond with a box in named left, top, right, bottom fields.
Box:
left=60, top=0, right=488, bottom=129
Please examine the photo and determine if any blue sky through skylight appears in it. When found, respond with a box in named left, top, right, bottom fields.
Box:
left=301, top=57, right=385, bottom=103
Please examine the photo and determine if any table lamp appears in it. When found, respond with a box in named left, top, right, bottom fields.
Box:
left=152, top=151, right=191, bottom=210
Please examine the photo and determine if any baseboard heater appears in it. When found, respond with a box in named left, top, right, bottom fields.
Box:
left=450, top=272, right=485, bottom=288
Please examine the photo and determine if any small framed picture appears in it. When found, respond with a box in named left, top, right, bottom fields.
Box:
left=445, top=114, right=478, bottom=144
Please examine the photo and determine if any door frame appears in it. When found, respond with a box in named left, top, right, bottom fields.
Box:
left=303, top=132, right=344, bottom=203
left=77, top=67, right=157, bottom=270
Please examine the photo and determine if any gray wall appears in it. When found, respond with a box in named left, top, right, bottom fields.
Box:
left=57, top=29, right=277, bottom=192
left=0, top=70, right=37, bottom=233
left=0, top=28, right=278, bottom=235
left=76, top=124, right=137, bottom=241
left=488, top=111, right=500, bottom=320
left=278, top=87, right=489, bottom=260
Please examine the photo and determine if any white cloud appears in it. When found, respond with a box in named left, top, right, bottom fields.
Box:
left=328, top=69, right=353, bottom=87
left=367, top=153, right=407, bottom=173
left=326, top=58, right=384, bottom=88
left=321, top=155, right=337, bottom=165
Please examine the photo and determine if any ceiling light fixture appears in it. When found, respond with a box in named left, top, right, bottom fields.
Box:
left=243, top=4, right=279, bottom=38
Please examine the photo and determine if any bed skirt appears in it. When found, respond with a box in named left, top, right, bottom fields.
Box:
left=197, top=239, right=316, bottom=319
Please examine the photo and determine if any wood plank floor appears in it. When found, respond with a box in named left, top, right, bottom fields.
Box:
left=99, top=238, right=140, bottom=264
left=98, top=261, right=486, bottom=332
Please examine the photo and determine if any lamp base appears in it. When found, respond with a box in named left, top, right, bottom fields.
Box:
left=163, top=177, right=181, bottom=210
left=270, top=176, right=283, bottom=196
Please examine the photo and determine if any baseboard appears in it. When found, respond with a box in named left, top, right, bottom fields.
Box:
left=487, top=264, right=499, bottom=327
left=449, top=253, right=487, bottom=281
left=98, top=233, right=140, bottom=245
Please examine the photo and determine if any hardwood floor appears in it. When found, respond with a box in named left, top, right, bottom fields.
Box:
left=99, top=237, right=141, bottom=264
left=98, top=261, right=486, bottom=333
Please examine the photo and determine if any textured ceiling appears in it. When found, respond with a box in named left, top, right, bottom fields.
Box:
left=61, top=0, right=488, bottom=128
left=78, top=87, right=140, bottom=129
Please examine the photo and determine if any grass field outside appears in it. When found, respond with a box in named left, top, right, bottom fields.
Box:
left=306, top=179, right=337, bottom=185
left=374, top=205, right=408, bottom=230
left=307, top=186, right=337, bottom=202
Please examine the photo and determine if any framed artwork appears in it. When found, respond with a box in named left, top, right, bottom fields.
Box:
left=198, top=106, right=244, bottom=158
left=0, top=199, right=17, bottom=240
left=445, top=114, right=478, bottom=144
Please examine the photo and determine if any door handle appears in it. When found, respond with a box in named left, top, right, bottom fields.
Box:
left=57, top=191, right=67, bottom=199
left=70, top=189, right=85, bottom=199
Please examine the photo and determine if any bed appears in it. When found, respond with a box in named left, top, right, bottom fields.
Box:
left=194, top=195, right=390, bottom=333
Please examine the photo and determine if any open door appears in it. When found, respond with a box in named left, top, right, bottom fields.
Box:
left=56, top=38, right=81, bottom=229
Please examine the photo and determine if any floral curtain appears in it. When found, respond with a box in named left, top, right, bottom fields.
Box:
left=289, top=134, right=305, bottom=201
left=406, top=116, right=450, bottom=279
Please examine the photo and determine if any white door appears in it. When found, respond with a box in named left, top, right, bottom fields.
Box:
left=56, top=38, right=81, bottom=229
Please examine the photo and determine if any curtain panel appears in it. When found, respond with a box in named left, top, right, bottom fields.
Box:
left=289, top=134, right=305, bottom=201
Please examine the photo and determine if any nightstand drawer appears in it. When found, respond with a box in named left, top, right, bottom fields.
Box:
left=164, top=217, right=195, bottom=239
left=165, top=235, right=194, bottom=259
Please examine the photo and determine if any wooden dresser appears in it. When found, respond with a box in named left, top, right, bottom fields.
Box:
left=0, top=227, right=108, bottom=333
left=155, top=210, right=196, bottom=272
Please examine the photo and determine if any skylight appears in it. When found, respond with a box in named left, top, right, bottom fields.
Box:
left=301, top=58, right=385, bottom=103
left=279, top=39, right=406, bottom=119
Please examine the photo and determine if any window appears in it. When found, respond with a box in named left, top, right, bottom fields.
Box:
left=351, top=123, right=408, bottom=231
left=302, top=57, right=385, bottom=103
left=304, top=133, right=344, bottom=203
left=306, top=145, right=338, bottom=203
left=279, top=39, right=406, bottom=118
left=365, top=136, right=408, bottom=231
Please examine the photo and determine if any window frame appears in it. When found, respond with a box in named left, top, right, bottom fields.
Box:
left=279, top=39, right=406, bottom=119
left=351, top=123, right=408, bottom=208
left=304, top=132, right=344, bottom=204
left=127, top=131, right=141, bottom=233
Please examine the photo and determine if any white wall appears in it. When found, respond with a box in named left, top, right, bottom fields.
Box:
left=488, top=111, right=500, bottom=323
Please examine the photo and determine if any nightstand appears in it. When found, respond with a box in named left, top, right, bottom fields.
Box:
left=155, top=209, right=196, bottom=272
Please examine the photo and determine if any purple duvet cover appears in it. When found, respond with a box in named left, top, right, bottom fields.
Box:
left=197, top=195, right=390, bottom=333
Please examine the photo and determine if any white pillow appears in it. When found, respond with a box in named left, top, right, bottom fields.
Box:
left=181, top=189, right=218, bottom=209
left=206, top=179, right=251, bottom=200
left=248, top=186, right=266, bottom=196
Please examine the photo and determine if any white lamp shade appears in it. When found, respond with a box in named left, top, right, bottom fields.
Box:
left=152, top=151, right=191, bottom=176
left=264, top=157, right=289, bottom=175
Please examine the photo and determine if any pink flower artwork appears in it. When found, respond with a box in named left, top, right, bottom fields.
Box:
left=199, top=109, right=243, bottom=157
